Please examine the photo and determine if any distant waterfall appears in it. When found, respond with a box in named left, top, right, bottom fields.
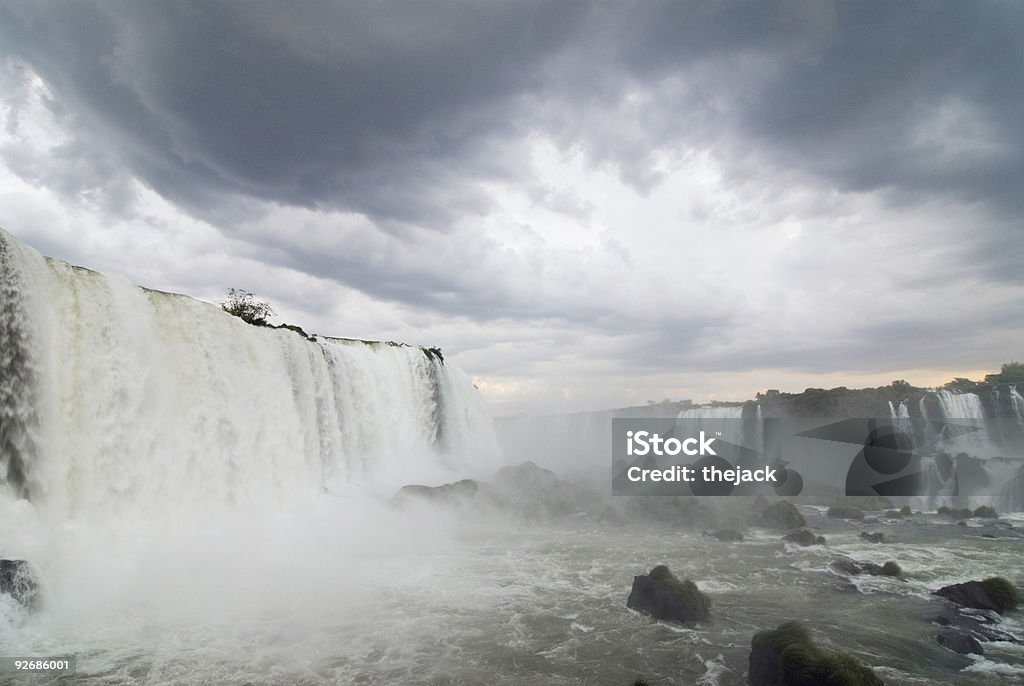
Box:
left=1011, top=386, right=1024, bottom=425
left=936, top=390, right=985, bottom=419
left=888, top=400, right=909, bottom=419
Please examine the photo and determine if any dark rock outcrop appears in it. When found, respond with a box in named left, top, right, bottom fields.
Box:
left=760, top=501, right=805, bottom=529
left=933, top=608, right=1018, bottom=643
left=830, top=558, right=901, bottom=578
left=490, top=461, right=589, bottom=520
left=391, top=479, right=479, bottom=508
left=0, top=559, right=39, bottom=610
left=934, top=578, right=1020, bottom=614
left=859, top=531, right=885, bottom=543
left=936, top=630, right=983, bottom=655
left=749, top=621, right=884, bottom=686
left=827, top=505, right=865, bottom=520
left=626, top=565, right=710, bottom=623
left=783, top=529, right=826, bottom=546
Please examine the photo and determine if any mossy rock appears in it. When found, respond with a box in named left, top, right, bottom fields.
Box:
left=935, top=577, right=1020, bottom=614
left=884, top=509, right=903, bottom=519
left=749, top=621, right=883, bottom=686
left=761, top=501, right=806, bottom=529
left=973, top=505, right=998, bottom=518
left=627, top=565, right=711, bottom=622
left=827, top=505, right=865, bottom=520
left=981, top=577, right=1020, bottom=612
left=899, top=505, right=912, bottom=516
left=879, top=561, right=902, bottom=578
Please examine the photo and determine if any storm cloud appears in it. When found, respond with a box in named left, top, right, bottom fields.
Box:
left=1, top=0, right=1021, bottom=413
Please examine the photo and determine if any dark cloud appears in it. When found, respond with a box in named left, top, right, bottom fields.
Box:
left=0, top=0, right=589, bottom=226
left=2, top=1, right=1020, bottom=227
left=1, top=0, right=1022, bottom=412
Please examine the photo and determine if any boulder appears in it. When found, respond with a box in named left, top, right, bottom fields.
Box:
left=703, top=528, right=744, bottom=542
left=783, top=529, right=826, bottom=546
left=827, top=505, right=865, bottom=520
left=973, top=505, right=998, bottom=518
left=761, top=501, right=805, bottom=529
left=830, top=558, right=901, bottom=578
left=626, top=565, right=710, bottom=623
left=749, top=621, right=884, bottom=686
left=932, top=608, right=1018, bottom=643
left=879, top=561, right=902, bottom=577
left=489, top=461, right=590, bottom=520
left=859, top=531, right=885, bottom=543
left=937, top=630, right=983, bottom=659
left=936, top=630, right=983, bottom=655
left=831, top=558, right=881, bottom=576
left=391, top=479, right=479, bottom=508
left=934, top=577, right=1020, bottom=614
left=0, top=559, right=39, bottom=610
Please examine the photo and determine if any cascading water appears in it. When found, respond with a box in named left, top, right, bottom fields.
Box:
left=1011, top=386, right=1024, bottom=426
left=0, top=229, right=501, bottom=657
left=936, top=390, right=985, bottom=421
left=0, top=229, right=498, bottom=521
left=888, top=400, right=910, bottom=419
left=677, top=405, right=749, bottom=454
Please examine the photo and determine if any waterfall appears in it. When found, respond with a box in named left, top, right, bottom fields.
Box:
left=888, top=400, right=909, bottom=419
left=1011, top=386, right=1024, bottom=426
left=0, top=229, right=499, bottom=522
left=936, top=390, right=985, bottom=420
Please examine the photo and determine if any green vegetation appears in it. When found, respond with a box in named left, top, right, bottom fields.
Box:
left=981, top=577, right=1020, bottom=613
left=750, top=621, right=883, bottom=686
left=647, top=565, right=712, bottom=618
left=985, top=362, right=1024, bottom=385
left=943, top=377, right=979, bottom=393
left=221, top=288, right=275, bottom=326
left=749, top=363, right=1024, bottom=419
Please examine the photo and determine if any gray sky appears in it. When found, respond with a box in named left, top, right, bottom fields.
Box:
left=1, top=0, right=1021, bottom=415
